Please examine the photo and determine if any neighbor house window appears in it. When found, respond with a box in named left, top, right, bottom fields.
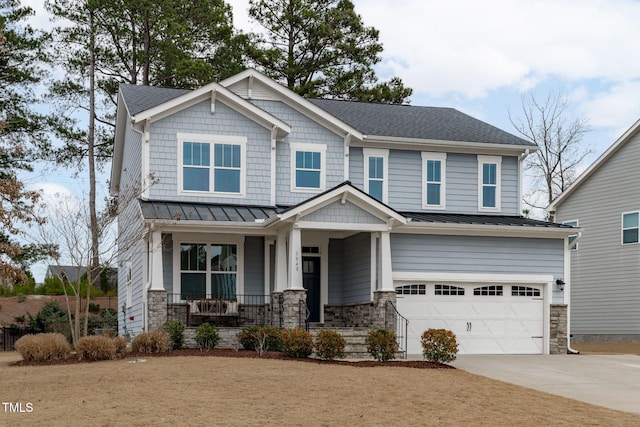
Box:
left=422, top=152, right=447, bottom=209
left=478, top=155, right=501, bottom=211
left=179, top=243, right=238, bottom=299
left=290, top=143, right=326, bottom=191
left=363, top=148, right=388, bottom=203
left=622, top=212, right=639, bottom=245
left=178, top=133, right=246, bottom=196
left=563, top=220, right=579, bottom=250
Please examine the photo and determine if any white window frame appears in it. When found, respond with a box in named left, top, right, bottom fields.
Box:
left=290, top=142, right=327, bottom=193
left=177, top=133, right=247, bottom=197
left=421, top=152, right=447, bottom=209
left=621, top=211, right=640, bottom=245
left=363, top=148, right=389, bottom=203
left=173, top=234, right=245, bottom=299
left=563, top=220, right=579, bottom=250
left=477, top=155, right=502, bottom=212
left=125, top=262, right=133, bottom=308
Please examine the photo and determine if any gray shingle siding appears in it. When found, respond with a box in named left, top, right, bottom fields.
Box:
left=244, top=236, right=265, bottom=295
left=302, top=200, right=385, bottom=224
left=328, top=239, right=344, bottom=305
left=555, top=132, right=640, bottom=336
left=342, top=233, right=371, bottom=304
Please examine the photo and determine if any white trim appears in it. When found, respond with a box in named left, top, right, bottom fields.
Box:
left=125, top=262, right=133, bottom=308
left=150, top=231, right=164, bottom=290
left=359, top=135, right=536, bottom=155
left=289, top=142, right=327, bottom=193
left=264, top=239, right=273, bottom=297
left=562, top=219, right=579, bottom=250
left=421, top=152, right=447, bottom=209
left=393, top=271, right=553, bottom=284
left=477, top=155, right=502, bottom=212
left=270, top=127, right=277, bottom=206
left=141, top=120, right=150, bottom=200
left=370, top=233, right=378, bottom=300
left=621, top=211, right=640, bottom=245
left=177, top=133, right=247, bottom=198
left=296, top=220, right=389, bottom=232
left=363, top=148, right=389, bottom=203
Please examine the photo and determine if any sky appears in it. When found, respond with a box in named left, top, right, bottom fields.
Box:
left=19, top=0, right=640, bottom=281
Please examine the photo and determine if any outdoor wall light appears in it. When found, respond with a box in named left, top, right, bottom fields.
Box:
left=555, top=279, right=565, bottom=291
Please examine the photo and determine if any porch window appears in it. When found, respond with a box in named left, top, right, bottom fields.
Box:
left=477, top=155, right=501, bottom=211
left=364, top=148, right=389, bottom=203
left=210, top=244, right=237, bottom=298
left=421, top=152, right=446, bottom=209
left=622, top=212, right=639, bottom=244
left=180, top=243, right=238, bottom=299
left=180, top=243, right=206, bottom=299
left=290, top=143, right=326, bottom=191
left=178, top=133, right=246, bottom=196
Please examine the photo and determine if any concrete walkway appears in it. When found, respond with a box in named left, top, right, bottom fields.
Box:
left=449, top=354, right=640, bottom=414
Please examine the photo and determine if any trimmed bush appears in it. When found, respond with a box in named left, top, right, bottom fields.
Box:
left=420, top=328, right=459, bottom=364
left=113, top=336, right=129, bottom=355
left=314, top=329, right=346, bottom=360
left=76, top=336, right=116, bottom=361
left=163, top=320, right=185, bottom=350
left=237, top=326, right=283, bottom=353
left=281, top=328, right=314, bottom=358
left=14, top=333, right=71, bottom=362
left=131, top=330, right=170, bottom=353
left=195, top=323, right=220, bottom=351
left=365, top=328, right=398, bottom=361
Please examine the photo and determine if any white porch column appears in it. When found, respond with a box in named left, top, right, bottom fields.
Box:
left=378, top=231, right=394, bottom=291
left=150, top=231, right=164, bottom=291
left=287, top=227, right=304, bottom=289
left=275, top=232, right=288, bottom=292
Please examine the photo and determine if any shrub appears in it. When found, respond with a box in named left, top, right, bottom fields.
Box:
left=420, top=329, right=459, bottom=364
left=281, top=328, right=314, bottom=358
left=195, top=323, right=220, bottom=351
left=237, top=326, right=283, bottom=353
left=113, top=336, right=129, bottom=355
left=163, top=320, right=185, bottom=350
left=131, top=330, right=170, bottom=353
left=314, top=329, right=346, bottom=360
left=365, top=328, right=398, bottom=361
left=14, top=333, right=72, bottom=362
left=76, top=336, right=116, bottom=361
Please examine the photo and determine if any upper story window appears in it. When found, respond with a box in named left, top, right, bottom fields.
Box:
left=477, top=155, right=501, bottom=211
left=290, top=143, right=326, bottom=192
left=421, top=152, right=446, bottom=209
left=563, top=220, right=579, bottom=250
left=363, top=148, right=388, bottom=203
left=622, top=212, right=639, bottom=245
left=178, top=133, right=246, bottom=196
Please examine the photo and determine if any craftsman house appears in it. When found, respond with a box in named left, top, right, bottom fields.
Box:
left=549, top=118, right=640, bottom=342
left=110, top=69, right=574, bottom=355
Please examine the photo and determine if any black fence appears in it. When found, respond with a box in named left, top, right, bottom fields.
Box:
left=167, top=294, right=282, bottom=328
left=1, top=327, right=29, bottom=351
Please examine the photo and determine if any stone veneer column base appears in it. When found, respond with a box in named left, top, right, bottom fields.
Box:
left=373, top=290, right=397, bottom=330
left=147, top=289, right=167, bottom=332
left=282, top=289, right=307, bottom=329
left=550, top=304, right=568, bottom=354
left=270, top=292, right=283, bottom=328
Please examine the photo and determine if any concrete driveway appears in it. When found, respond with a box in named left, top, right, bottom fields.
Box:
left=450, top=354, right=640, bottom=414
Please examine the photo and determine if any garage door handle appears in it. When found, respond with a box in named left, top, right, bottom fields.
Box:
left=467, top=322, right=472, bottom=332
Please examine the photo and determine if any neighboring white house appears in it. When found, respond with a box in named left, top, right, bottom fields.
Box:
left=110, top=69, right=575, bottom=355
left=549, top=118, right=640, bottom=342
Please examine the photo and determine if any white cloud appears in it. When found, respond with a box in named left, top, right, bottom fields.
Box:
left=580, top=81, right=640, bottom=132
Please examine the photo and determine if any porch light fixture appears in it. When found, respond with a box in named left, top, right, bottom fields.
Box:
left=555, top=279, right=565, bottom=291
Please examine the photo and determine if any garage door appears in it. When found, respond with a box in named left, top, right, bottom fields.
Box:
left=395, top=283, right=544, bottom=355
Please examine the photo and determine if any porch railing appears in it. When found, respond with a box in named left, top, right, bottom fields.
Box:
left=167, top=294, right=281, bottom=328
left=385, top=300, right=408, bottom=359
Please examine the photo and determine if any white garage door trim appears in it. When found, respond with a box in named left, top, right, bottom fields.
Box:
left=393, top=272, right=553, bottom=355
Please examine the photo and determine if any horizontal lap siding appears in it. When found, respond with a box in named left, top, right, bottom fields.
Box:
left=244, top=236, right=264, bottom=296
left=328, top=239, right=344, bottom=305
left=148, top=100, right=271, bottom=205
left=342, top=233, right=371, bottom=304
left=556, top=133, right=640, bottom=335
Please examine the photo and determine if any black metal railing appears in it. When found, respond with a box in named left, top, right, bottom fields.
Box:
left=167, top=294, right=281, bottom=327
left=1, top=326, right=29, bottom=351
left=385, top=300, right=408, bottom=359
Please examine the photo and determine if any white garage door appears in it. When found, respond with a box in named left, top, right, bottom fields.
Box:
left=395, top=283, right=544, bottom=355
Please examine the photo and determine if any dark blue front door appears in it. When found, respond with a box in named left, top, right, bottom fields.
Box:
left=302, top=257, right=320, bottom=322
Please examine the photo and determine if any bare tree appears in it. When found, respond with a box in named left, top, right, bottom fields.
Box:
left=510, top=91, right=591, bottom=217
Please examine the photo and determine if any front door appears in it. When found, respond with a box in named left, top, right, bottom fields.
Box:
left=302, top=257, right=321, bottom=322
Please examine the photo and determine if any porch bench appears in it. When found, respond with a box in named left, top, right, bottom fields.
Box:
left=187, top=298, right=240, bottom=326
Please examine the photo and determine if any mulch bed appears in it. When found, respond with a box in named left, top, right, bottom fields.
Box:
left=11, top=348, right=454, bottom=369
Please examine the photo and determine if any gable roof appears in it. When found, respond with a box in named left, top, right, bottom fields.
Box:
left=549, top=117, right=640, bottom=212
left=308, top=98, right=534, bottom=147
left=119, top=84, right=190, bottom=116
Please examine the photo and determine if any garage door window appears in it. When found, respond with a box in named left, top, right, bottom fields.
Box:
left=511, top=286, right=540, bottom=297
left=435, top=284, right=465, bottom=295
left=473, top=285, right=503, bottom=296
left=396, top=284, right=426, bottom=295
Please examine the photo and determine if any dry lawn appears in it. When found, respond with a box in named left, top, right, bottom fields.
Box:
left=1, top=351, right=640, bottom=426
left=572, top=341, right=640, bottom=355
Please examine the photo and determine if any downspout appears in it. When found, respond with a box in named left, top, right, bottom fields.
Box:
left=563, top=234, right=580, bottom=354
left=143, top=227, right=152, bottom=332
left=518, top=149, right=530, bottom=216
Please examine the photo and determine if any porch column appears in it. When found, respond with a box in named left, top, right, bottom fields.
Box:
left=287, top=227, right=303, bottom=290
left=275, top=231, right=288, bottom=292
left=150, top=231, right=164, bottom=291
left=378, top=231, right=394, bottom=291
